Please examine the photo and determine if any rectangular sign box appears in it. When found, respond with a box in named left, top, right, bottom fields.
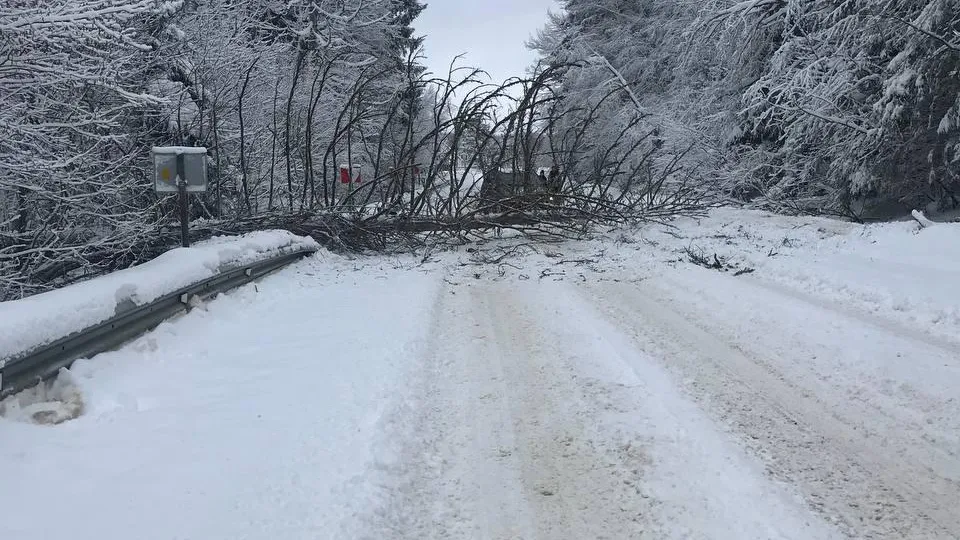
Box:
left=153, top=146, right=208, bottom=193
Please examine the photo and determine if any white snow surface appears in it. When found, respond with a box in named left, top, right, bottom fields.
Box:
left=2, top=208, right=959, bottom=538
left=151, top=145, right=208, bottom=154
left=0, top=230, right=317, bottom=360
left=654, top=208, right=960, bottom=347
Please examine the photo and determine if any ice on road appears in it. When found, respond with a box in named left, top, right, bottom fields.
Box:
left=3, top=209, right=959, bottom=539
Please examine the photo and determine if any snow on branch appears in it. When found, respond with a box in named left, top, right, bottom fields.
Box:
left=912, top=209, right=937, bottom=228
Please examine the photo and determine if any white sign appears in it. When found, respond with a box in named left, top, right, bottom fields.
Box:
left=152, top=146, right=208, bottom=193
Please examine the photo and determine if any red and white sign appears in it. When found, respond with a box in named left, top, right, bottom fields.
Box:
left=339, top=164, right=362, bottom=184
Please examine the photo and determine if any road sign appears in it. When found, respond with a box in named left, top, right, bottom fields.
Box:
left=339, top=164, right=362, bottom=184
left=153, top=146, right=208, bottom=193
left=152, top=146, right=207, bottom=248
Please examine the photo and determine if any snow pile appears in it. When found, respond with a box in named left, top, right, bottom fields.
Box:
left=0, top=368, right=84, bottom=425
left=911, top=209, right=937, bottom=228
left=0, top=230, right=318, bottom=360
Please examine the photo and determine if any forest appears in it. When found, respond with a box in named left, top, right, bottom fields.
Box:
left=2, top=0, right=959, bottom=300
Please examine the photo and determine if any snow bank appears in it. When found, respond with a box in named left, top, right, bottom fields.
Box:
left=0, top=230, right=318, bottom=360
left=633, top=208, right=960, bottom=345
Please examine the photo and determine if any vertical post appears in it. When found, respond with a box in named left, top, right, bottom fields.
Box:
left=177, top=152, right=190, bottom=248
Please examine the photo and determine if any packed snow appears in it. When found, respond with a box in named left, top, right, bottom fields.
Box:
left=2, top=209, right=959, bottom=538
left=0, top=230, right=318, bottom=361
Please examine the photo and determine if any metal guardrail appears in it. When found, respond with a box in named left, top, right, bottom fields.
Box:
left=0, top=249, right=314, bottom=399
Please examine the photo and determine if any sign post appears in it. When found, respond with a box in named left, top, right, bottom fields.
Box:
left=177, top=153, right=189, bottom=247
left=152, top=146, right=208, bottom=248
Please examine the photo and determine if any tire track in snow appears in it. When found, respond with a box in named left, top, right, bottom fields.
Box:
left=656, top=269, right=960, bottom=487
left=690, top=272, right=960, bottom=487
left=363, top=278, right=840, bottom=539
left=580, top=279, right=960, bottom=539
left=498, top=280, right=839, bottom=539
left=359, top=281, right=537, bottom=539
left=481, top=284, right=651, bottom=539
left=362, top=281, right=656, bottom=538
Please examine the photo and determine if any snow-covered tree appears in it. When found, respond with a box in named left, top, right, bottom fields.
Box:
left=531, top=0, right=960, bottom=217
left=0, top=0, right=426, bottom=298
left=0, top=0, right=181, bottom=297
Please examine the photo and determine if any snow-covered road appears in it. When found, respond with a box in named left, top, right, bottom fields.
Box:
left=3, top=210, right=959, bottom=539
left=583, top=273, right=960, bottom=538
left=363, top=279, right=842, bottom=539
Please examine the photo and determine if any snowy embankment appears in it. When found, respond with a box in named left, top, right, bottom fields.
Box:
left=638, top=208, right=960, bottom=346
left=0, top=230, right=318, bottom=361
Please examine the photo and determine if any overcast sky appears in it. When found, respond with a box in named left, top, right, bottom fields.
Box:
left=415, top=0, right=561, bottom=84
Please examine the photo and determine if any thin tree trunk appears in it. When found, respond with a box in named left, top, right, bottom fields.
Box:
left=285, top=50, right=306, bottom=212
left=238, top=58, right=258, bottom=215
left=268, top=77, right=280, bottom=211
left=211, top=105, right=222, bottom=217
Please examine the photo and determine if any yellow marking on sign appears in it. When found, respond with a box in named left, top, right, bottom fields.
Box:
left=160, top=167, right=171, bottom=181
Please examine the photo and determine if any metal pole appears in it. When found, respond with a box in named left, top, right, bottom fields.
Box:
left=177, top=153, right=190, bottom=248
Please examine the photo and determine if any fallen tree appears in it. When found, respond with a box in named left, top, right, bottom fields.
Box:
left=2, top=60, right=710, bottom=300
